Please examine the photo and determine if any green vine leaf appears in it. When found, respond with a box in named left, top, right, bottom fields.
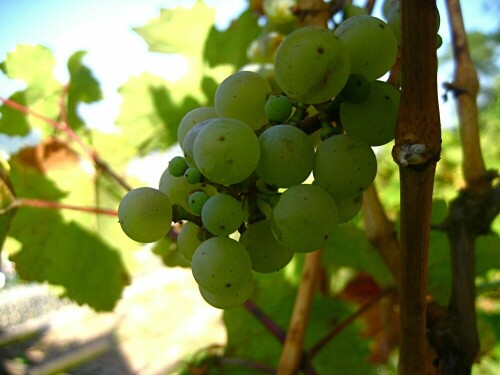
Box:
left=203, top=9, right=262, bottom=69
left=0, top=45, right=61, bottom=136
left=66, top=50, right=103, bottom=130
left=133, top=1, right=215, bottom=57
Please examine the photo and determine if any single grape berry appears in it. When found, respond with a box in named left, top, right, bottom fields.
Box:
left=338, top=73, right=371, bottom=104
left=265, top=95, right=293, bottom=122
left=168, top=156, right=188, bottom=177
left=184, top=166, right=202, bottom=184
left=188, top=190, right=210, bottom=215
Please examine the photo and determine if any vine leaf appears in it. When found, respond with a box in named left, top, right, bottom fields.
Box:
left=133, top=1, right=215, bottom=57
left=222, top=271, right=374, bottom=374
left=322, top=223, right=394, bottom=286
left=6, top=153, right=129, bottom=311
left=66, top=50, right=103, bottom=130
left=0, top=163, right=17, bottom=255
left=203, top=9, right=261, bottom=69
left=0, top=45, right=61, bottom=136
left=115, top=72, right=200, bottom=155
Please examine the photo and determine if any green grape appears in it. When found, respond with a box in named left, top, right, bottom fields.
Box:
left=334, top=15, right=397, bottom=81
left=182, top=119, right=213, bottom=167
left=313, top=134, right=377, bottom=199
left=214, top=71, right=271, bottom=131
left=184, top=167, right=202, bottom=184
left=387, top=3, right=441, bottom=48
left=177, top=107, right=217, bottom=147
left=240, top=219, right=294, bottom=273
left=191, top=236, right=252, bottom=295
left=168, top=156, right=188, bottom=177
left=263, top=0, right=297, bottom=25
left=256, top=125, right=315, bottom=188
left=201, top=193, right=244, bottom=236
left=338, top=73, right=371, bottom=104
left=158, top=168, right=216, bottom=213
left=271, top=184, right=339, bottom=253
left=343, top=4, right=368, bottom=19
left=247, top=32, right=284, bottom=64
left=340, top=80, right=400, bottom=146
left=334, top=193, right=363, bottom=223
left=265, top=95, right=293, bottom=122
left=188, top=191, right=210, bottom=215
left=199, top=273, right=254, bottom=309
left=274, top=26, right=351, bottom=104
left=177, top=221, right=202, bottom=262
left=118, top=187, right=172, bottom=243
left=193, top=118, right=260, bottom=185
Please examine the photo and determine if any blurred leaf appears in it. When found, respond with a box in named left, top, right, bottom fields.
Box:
left=66, top=50, right=103, bottom=130
left=203, top=9, right=261, bottom=69
left=0, top=45, right=61, bottom=136
left=116, top=72, right=199, bottom=154
left=323, top=223, right=394, bottom=286
left=9, top=209, right=129, bottom=311
left=0, top=163, right=17, bottom=255
left=133, top=1, right=215, bottom=57
left=222, top=271, right=374, bottom=374
left=7, top=155, right=129, bottom=311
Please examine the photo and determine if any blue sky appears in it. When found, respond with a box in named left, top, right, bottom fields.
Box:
left=0, top=0, right=498, bottom=137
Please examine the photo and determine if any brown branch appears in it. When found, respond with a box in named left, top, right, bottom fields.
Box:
left=18, top=198, right=118, bottom=216
left=428, top=3, right=500, bottom=373
left=0, top=96, right=133, bottom=192
left=444, top=0, right=489, bottom=193
left=391, top=1, right=441, bottom=374
left=277, top=249, right=322, bottom=375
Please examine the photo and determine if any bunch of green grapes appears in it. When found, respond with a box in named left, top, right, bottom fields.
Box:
left=118, top=11, right=401, bottom=310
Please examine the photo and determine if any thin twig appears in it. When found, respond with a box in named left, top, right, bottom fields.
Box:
left=0, top=96, right=132, bottom=191
left=308, top=287, right=395, bottom=359
left=244, top=299, right=287, bottom=342
left=18, top=198, right=118, bottom=216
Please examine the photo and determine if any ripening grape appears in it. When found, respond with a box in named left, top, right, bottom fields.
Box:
left=247, top=32, right=284, bottom=64
left=118, top=187, right=172, bottom=243
left=182, top=119, right=213, bottom=167
left=158, top=168, right=216, bottom=213
left=199, top=273, right=254, bottom=309
left=193, top=118, right=260, bottom=185
left=343, top=4, right=368, bottom=19
left=263, top=0, right=297, bottom=25
left=271, top=184, right=339, bottom=253
left=177, top=221, right=202, bottom=262
left=256, top=125, right=315, bottom=188
left=334, top=15, right=397, bottom=81
left=214, top=71, right=271, bottom=131
left=274, top=26, right=351, bottom=104
left=338, top=73, right=371, bottom=104
left=334, top=193, right=363, bottom=223
left=340, top=80, right=400, bottom=146
left=201, top=193, right=244, bottom=236
left=177, top=107, right=217, bottom=147
left=240, top=219, right=294, bottom=273
left=313, top=134, right=377, bottom=199
left=191, top=236, right=252, bottom=295
left=184, top=166, right=202, bottom=184
left=168, top=156, right=188, bottom=177
left=188, top=190, right=210, bottom=215
left=265, top=95, right=293, bottom=123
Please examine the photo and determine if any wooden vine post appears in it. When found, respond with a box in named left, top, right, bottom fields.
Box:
left=392, top=0, right=441, bottom=374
